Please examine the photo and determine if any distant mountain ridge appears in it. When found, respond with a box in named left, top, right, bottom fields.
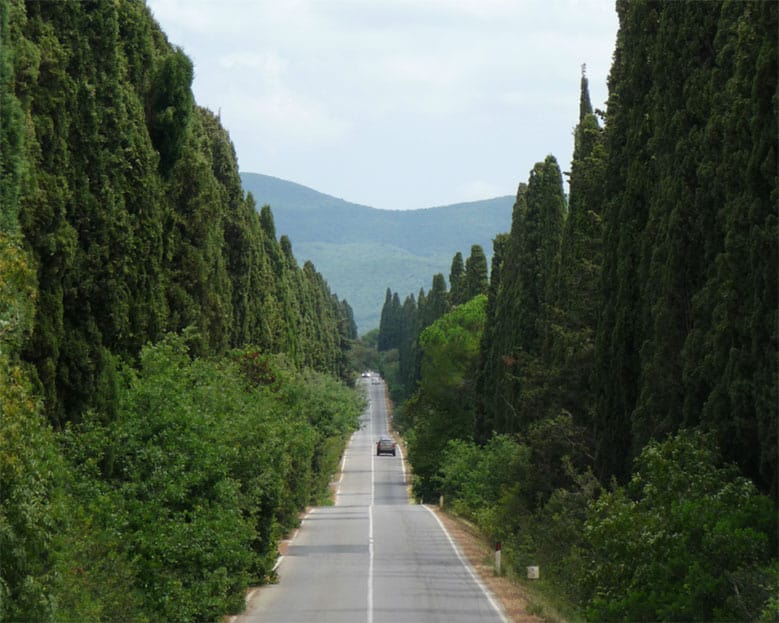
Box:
left=240, top=172, right=514, bottom=333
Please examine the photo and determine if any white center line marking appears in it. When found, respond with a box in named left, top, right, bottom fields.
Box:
left=368, top=392, right=375, bottom=623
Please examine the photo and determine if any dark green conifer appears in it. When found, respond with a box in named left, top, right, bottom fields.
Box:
left=475, top=233, right=509, bottom=443
left=421, top=273, right=450, bottom=329
left=449, top=251, right=465, bottom=305
left=462, top=244, right=488, bottom=301
left=378, top=288, right=394, bottom=351
left=544, top=67, right=605, bottom=431
left=480, top=184, right=526, bottom=433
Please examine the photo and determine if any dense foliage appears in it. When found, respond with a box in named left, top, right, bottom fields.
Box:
left=379, top=2, right=778, bottom=620
left=583, top=431, right=776, bottom=622
left=50, top=340, right=361, bottom=623
left=4, top=0, right=355, bottom=429
left=1, top=1, right=362, bottom=621
left=404, top=295, right=486, bottom=501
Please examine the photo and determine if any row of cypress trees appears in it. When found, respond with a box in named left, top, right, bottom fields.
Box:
left=380, top=0, right=777, bottom=503
left=378, top=243, right=488, bottom=400
left=377, top=4, right=776, bottom=617
left=1, top=0, right=357, bottom=429
left=1, top=2, right=362, bottom=620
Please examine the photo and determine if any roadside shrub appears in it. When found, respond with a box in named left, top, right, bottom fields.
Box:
left=57, top=337, right=362, bottom=622
left=583, top=429, right=777, bottom=622
left=437, top=435, right=530, bottom=535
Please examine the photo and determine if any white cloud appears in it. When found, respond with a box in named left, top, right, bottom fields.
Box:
left=226, top=88, right=350, bottom=149
left=145, top=0, right=619, bottom=210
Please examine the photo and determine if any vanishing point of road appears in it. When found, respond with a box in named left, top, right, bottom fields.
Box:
left=234, top=374, right=509, bottom=623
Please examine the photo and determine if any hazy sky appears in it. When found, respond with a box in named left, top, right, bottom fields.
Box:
left=145, top=0, right=618, bottom=210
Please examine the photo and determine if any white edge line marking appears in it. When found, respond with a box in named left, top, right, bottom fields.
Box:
left=422, top=505, right=511, bottom=623
left=272, top=509, right=312, bottom=573
left=335, top=431, right=357, bottom=501
left=396, top=434, right=406, bottom=483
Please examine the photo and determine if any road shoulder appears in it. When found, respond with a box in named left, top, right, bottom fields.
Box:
left=430, top=506, right=544, bottom=623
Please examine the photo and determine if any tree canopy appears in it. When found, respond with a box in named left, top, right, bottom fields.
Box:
left=0, top=2, right=362, bottom=619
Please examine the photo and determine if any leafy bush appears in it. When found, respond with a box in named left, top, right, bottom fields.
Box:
left=52, top=337, right=362, bottom=622
left=437, top=435, right=530, bottom=533
left=583, top=429, right=777, bottom=622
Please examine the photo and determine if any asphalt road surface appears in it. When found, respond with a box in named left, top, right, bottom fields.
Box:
left=237, top=374, right=508, bottom=623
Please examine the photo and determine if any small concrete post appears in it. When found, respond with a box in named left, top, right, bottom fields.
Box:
left=495, top=541, right=502, bottom=575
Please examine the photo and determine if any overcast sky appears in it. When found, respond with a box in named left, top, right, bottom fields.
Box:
left=145, top=0, right=618, bottom=211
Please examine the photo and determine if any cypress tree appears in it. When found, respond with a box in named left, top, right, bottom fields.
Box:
left=480, top=184, right=527, bottom=434
left=544, top=68, right=605, bottom=429
left=475, top=233, right=509, bottom=443
left=481, top=155, right=565, bottom=435
left=515, top=156, right=566, bottom=357
left=630, top=1, right=722, bottom=455
left=421, top=273, right=450, bottom=329
left=17, top=1, right=173, bottom=422
left=398, top=294, right=418, bottom=396
left=378, top=288, right=393, bottom=351
left=165, top=106, right=232, bottom=357
left=462, top=244, right=489, bottom=301
left=377, top=289, right=403, bottom=354
left=682, top=1, right=778, bottom=497
left=593, top=0, right=659, bottom=481
left=147, top=46, right=194, bottom=175
left=449, top=251, right=465, bottom=305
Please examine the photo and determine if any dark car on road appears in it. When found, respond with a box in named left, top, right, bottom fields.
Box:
left=376, top=438, right=396, bottom=456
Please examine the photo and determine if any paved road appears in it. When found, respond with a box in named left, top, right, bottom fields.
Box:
left=237, top=375, right=507, bottom=623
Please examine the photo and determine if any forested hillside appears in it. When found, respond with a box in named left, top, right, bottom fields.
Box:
left=0, top=1, right=361, bottom=621
left=240, top=172, right=514, bottom=333
left=379, top=2, right=778, bottom=621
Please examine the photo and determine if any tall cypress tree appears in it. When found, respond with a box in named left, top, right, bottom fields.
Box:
left=448, top=251, right=465, bottom=305
left=165, top=106, right=232, bottom=357
left=398, top=294, right=418, bottom=396
left=545, top=69, right=605, bottom=428
left=17, top=1, right=172, bottom=423
left=515, top=156, right=566, bottom=357
left=475, top=233, right=509, bottom=443
left=630, top=1, right=722, bottom=455
left=421, top=273, right=449, bottom=330
left=681, top=0, right=778, bottom=497
left=480, top=184, right=527, bottom=434
left=378, top=288, right=394, bottom=351
left=508, top=157, right=566, bottom=429
left=593, top=0, right=659, bottom=482
left=462, top=244, right=489, bottom=301
left=0, top=0, right=26, bottom=235
left=482, top=155, right=565, bottom=435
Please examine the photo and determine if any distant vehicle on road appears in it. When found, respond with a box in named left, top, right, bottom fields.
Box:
left=361, top=371, right=370, bottom=378
left=376, top=438, right=396, bottom=456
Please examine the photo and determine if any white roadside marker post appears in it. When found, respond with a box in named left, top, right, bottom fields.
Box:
left=495, top=541, right=502, bottom=576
